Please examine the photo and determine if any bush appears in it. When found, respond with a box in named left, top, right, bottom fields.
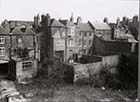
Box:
left=98, top=65, right=119, bottom=89
left=116, top=53, right=138, bottom=89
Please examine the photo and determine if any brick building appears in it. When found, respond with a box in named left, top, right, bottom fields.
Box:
left=59, top=19, right=77, bottom=61
left=75, top=17, right=94, bottom=55
left=0, top=24, right=38, bottom=80
left=88, top=21, right=112, bottom=40
left=37, top=14, right=66, bottom=62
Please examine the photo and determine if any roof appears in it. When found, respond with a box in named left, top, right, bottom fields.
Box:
left=0, top=26, right=9, bottom=34
left=11, top=27, right=24, bottom=34
left=77, top=23, right=93, bottom=32
left=25, top=28, right=36, bottom=34
left=90, top=22, right=111, bottom=30
left=59, top=20, right=75, bottom=26
left=9, top=20, right=34, bottom=28
left=50, top=19, right=65, bottom=27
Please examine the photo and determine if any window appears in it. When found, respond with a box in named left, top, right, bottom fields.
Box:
left=89, top=40, right=92, bottom=45
left=68, top=39, right=75, bottom=47
left=0, top=36, right=5, bottom=44
left=83, top=49, right=86, bottom=54
left=0, top=47, right=5, bottom=56
left=18, top=38, right=22, bottom=43
left=89, top=32, right=92, bottom=36
left=22, top=62, right=32, bottom=71
left=79, top=32, right=81, bottom=36
left=84, top=33, right=87, bottom=37
left=78, top=39, right=81, bottom=46
left=83, top=40, right=86, bottom=46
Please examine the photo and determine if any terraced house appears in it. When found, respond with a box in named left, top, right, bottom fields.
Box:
left=37, top=14, right=66, bottom=62
left=75, top=17, right=94, bottom=55
left=0, top=21, right=39, bottom=81
left=59, top=18, right=77, bottom=61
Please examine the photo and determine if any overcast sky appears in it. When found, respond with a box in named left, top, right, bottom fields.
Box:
left=0, top=0, right=139, bottom=23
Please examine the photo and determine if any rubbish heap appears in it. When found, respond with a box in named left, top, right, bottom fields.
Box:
left=0, top=80, right=31, bottom=102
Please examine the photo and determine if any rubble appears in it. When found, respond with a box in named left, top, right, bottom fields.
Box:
left=25, top=93, right=34, bottom=98
left=0, top=80, right=31, bottom=102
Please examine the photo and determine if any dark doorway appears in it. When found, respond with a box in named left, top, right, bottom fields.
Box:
left=0, top=63, right=8, bottom=78
left=55, top=51, right=64, bottom=62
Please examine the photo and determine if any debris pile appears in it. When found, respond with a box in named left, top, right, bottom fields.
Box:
left=0, top=80, right=31, bottom=102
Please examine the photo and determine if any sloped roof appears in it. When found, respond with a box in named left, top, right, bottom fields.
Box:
left=50, top=19, right=65, bottom=27
left=9, top=20, right=34, bottom=28
left=11, top=27, right=24, bottom=34
left=77, top=23, right=93, bottom=32
left=51, top=28, right=65, bottom=37
left=25, top=28, right=36, bottom=34
left=59, top=20, right=75, bottom=26
left=0, top=26, right=9, bottom=34
left=90, top=22, right=111, bottom=30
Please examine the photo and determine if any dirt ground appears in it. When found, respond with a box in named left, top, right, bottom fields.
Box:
left=16, top=81, right=137, bottom=102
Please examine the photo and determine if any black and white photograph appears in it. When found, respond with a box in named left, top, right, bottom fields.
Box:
left=0, top=0, right=139, bottom=101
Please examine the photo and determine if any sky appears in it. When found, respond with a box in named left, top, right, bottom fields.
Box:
left=0, top=0, right=139, bottom=23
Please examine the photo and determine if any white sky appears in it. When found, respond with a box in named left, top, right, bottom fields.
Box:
left=0, top=0, right=139, bottom=23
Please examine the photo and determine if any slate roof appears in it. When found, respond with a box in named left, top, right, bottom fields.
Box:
left=50, top=19, right=65, bottom=27
left=89, top=22, right=111, bottom=30
left=51, top=28, right=65, bottom=37
left=25, top=28, right=36, bottom=34
left=11, top=27, right=24, bottom=34
left=77, top=23, right=93, bottom=32
left=9, top=20, right=34, bottom=28
left=0, top=26, right=9, bottom=34
left=59, top=20, right=75, bottom=26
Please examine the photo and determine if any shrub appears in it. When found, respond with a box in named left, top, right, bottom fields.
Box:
left=116, top=53, right=138, bottom=89
left=98, top=64, right=119, bottom=89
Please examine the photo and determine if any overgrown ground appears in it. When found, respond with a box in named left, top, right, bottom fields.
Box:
left=15, top=65, right=137, bottom=102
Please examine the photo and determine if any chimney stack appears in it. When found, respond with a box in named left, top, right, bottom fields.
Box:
left=133, top=15, right=138, bottom=23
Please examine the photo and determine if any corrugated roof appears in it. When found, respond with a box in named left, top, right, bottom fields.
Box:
left=59, top=20, right=75, bottom=26
left=90, top=22, right=111, bottom=30
left=50, top=19, right=65, bottom=27
left=77, top=23, right=93, bottom=32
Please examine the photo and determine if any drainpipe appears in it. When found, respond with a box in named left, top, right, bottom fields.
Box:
left=82, top=32, right=84, bottom=53
left=138, top=0, right=140, bottom=101
left=65, top=26, right=68, bottom=62
left=9, top=33, right=12, bottom=60
left=8, top=33, right=12, bottom=79
left=33, top=34, right=36, bottom=59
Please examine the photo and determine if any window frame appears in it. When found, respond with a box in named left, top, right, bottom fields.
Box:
left=0, top=36, right=5, bottom=44
left=0, top=47, right=5, bottom=56
left=22, top=61, right=32, bottom=71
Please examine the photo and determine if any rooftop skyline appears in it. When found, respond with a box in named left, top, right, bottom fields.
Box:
left=0, top=0, right=139, bottom=23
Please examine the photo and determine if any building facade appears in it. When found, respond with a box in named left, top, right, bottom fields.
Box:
left=0, top=23, right=39, bottom=81
left=75, top=17, right=95, bottom=55
left=59, top=19, right=77, bottom=61
left=88, top=21, right=112, bottom=40
left=38, top=14, right=66, bottom=62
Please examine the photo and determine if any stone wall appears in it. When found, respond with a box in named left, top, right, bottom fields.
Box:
left=62, top=54, right=119, bottom=84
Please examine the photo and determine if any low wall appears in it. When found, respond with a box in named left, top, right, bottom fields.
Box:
left=62, top=54, right=119, bottom=84
left=102, top=55, right=119, bottom=67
